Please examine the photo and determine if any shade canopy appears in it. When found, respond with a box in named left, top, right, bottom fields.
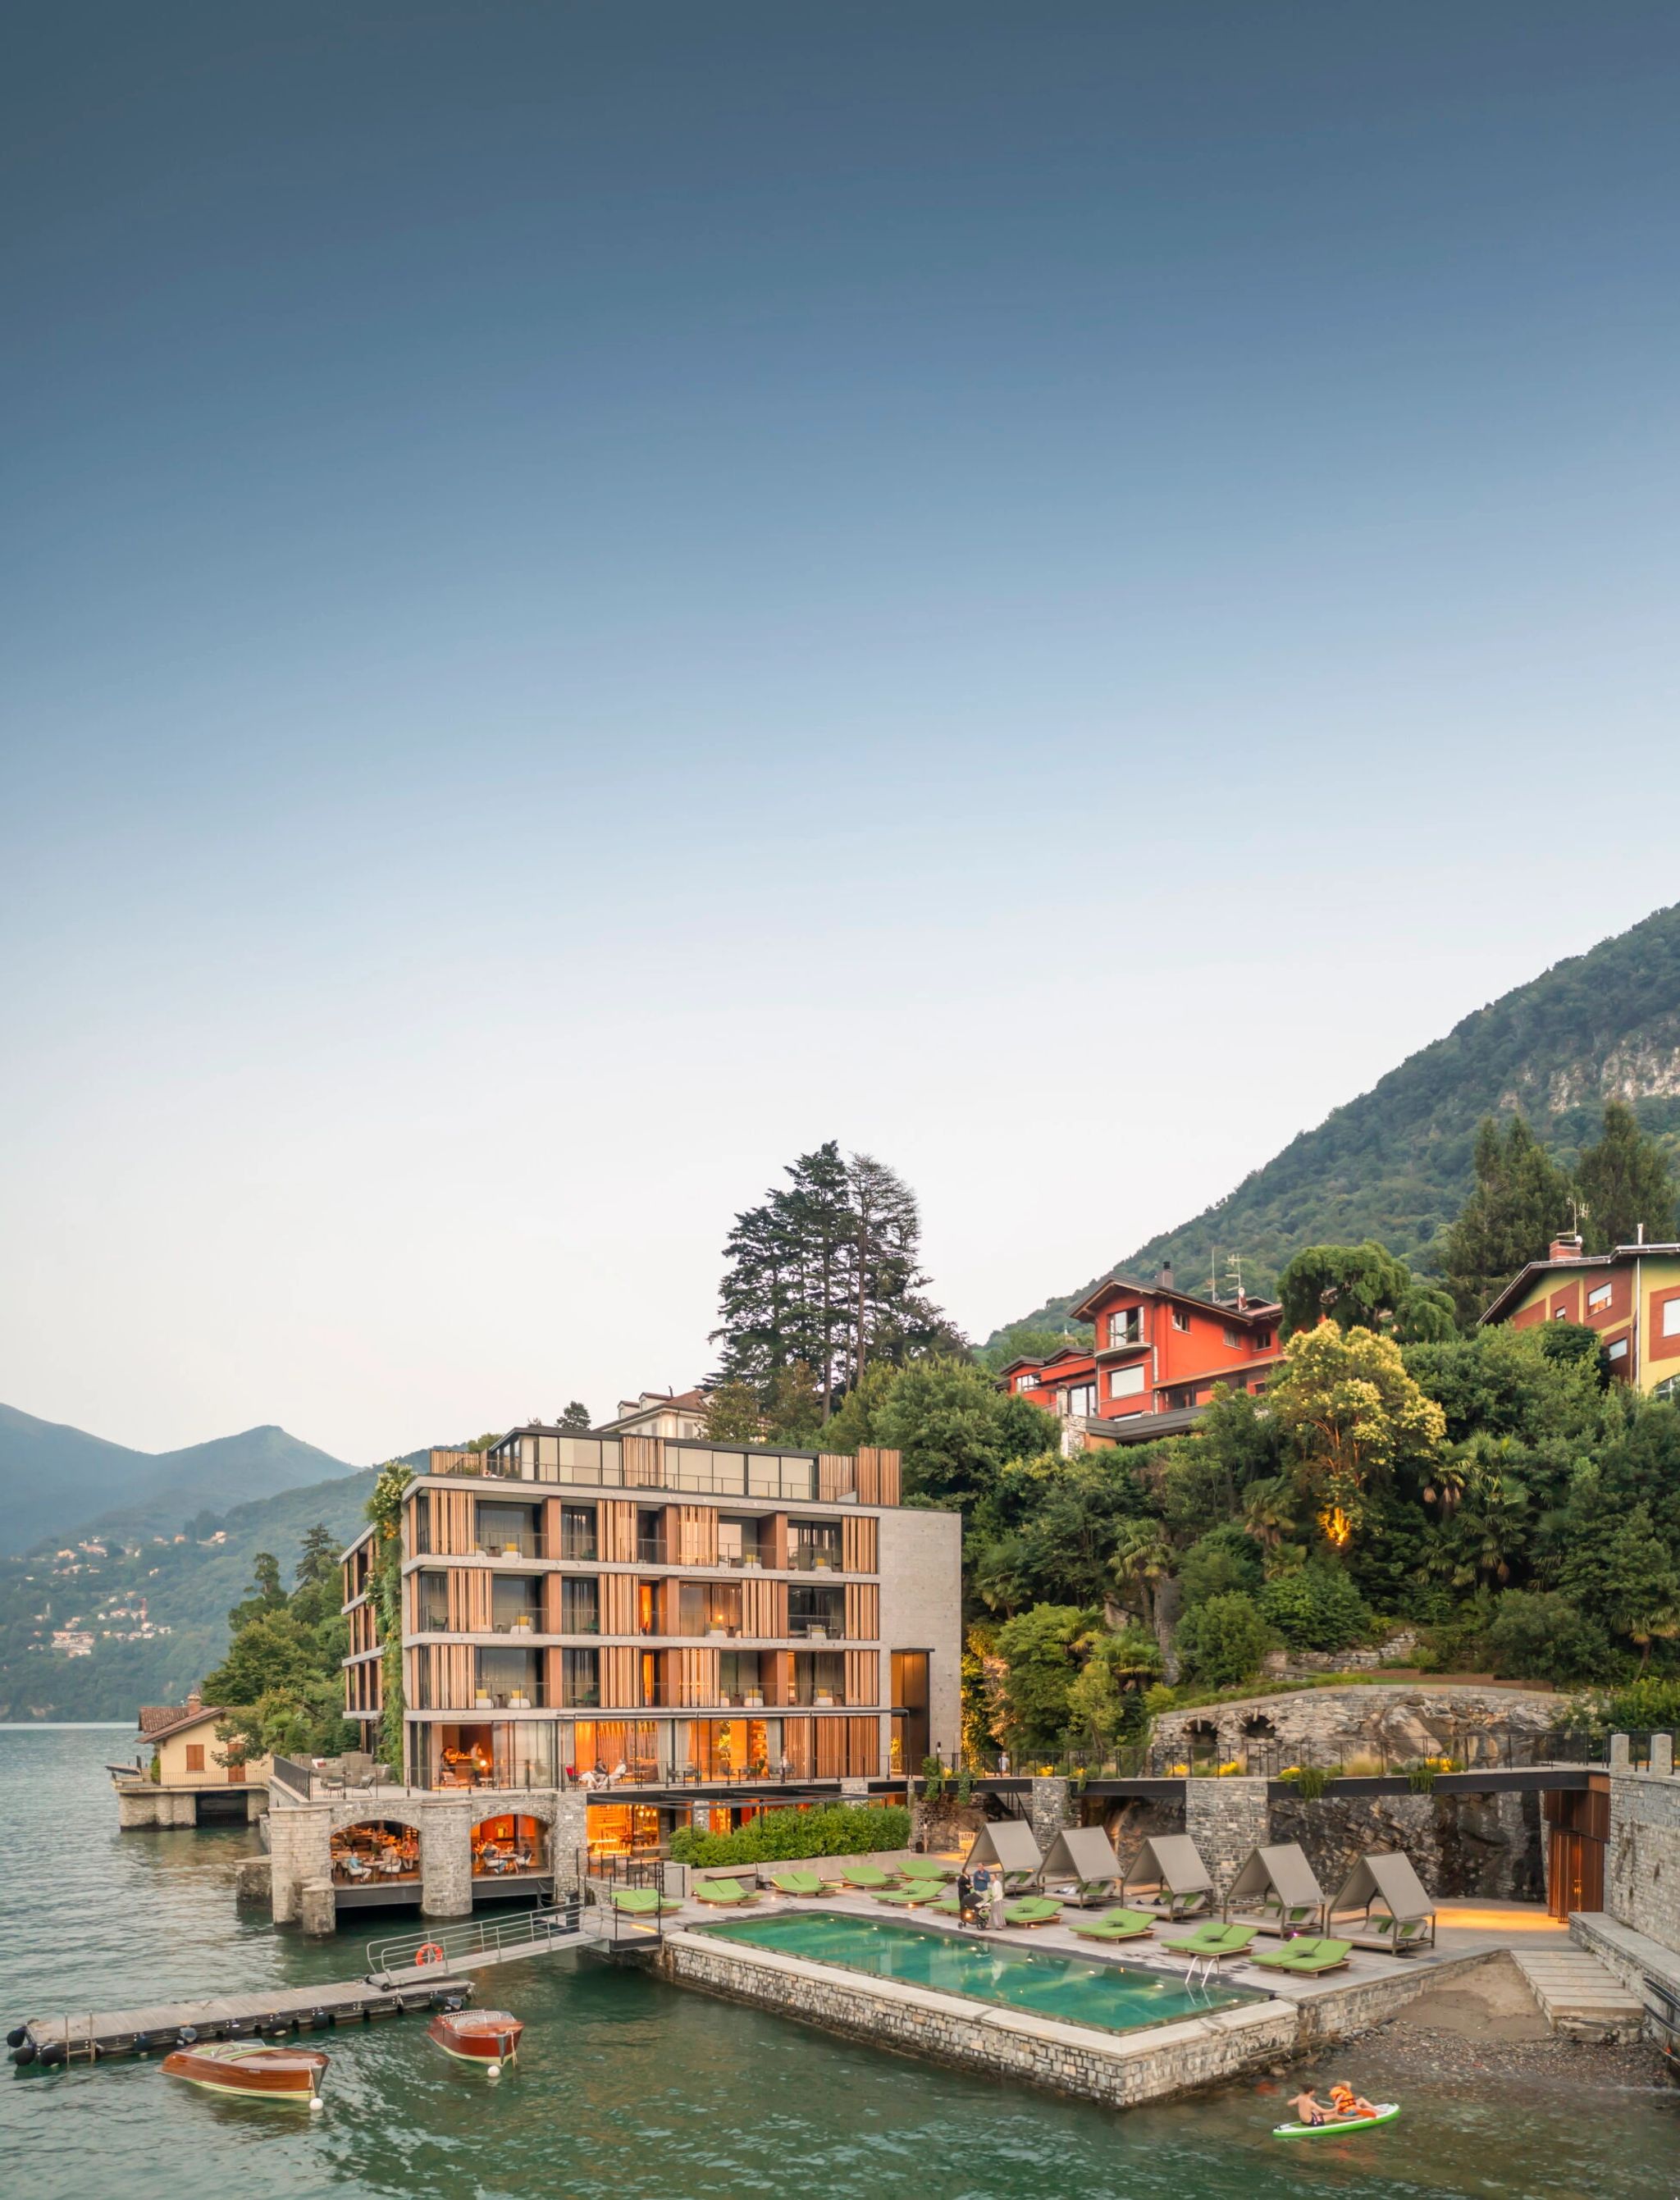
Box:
left=961, top=1822, right=1043, bottom=1874
left=1039, top=1827, right=1121, bottom=1885
left=1125, top=1834, right=1213, bottom=1895
left=1331, top=1850, right=1434, bottom=1922
left=1226, top=1842, right=1325, bottom=1912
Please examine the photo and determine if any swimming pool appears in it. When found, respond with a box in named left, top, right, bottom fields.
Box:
left=695, top=1910, right=1268, bottom=2035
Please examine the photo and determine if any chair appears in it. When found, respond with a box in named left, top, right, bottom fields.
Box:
left=609, top=1887, right=681, bottom=1916
left=876, top=1883, right=943, bottom=1906
left=898, top=1857, right=952, bottom=1883
left=1002, top=1897, right=1063, bottom=1928
left=925, top=1894, right=961, bottom=1915
left=1250, top=1936, right=1352, bottom=1975
left=692, top=1878, right=760, bottom=1906
left=1162, top=1921, right=1256, bottom=1961
left=339, top=1853, right=372, bottom=1882
left=842, top=1864, right=897, bottom=1890
left=765, top=1870, right=825, bottom=1897
left=1070, top=1908, right=1156, bottom=1942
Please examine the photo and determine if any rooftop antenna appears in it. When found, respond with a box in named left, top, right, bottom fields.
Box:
left=1226, top=1253, right=1245, bottom=1308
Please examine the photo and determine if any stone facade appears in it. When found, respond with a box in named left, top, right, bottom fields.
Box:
left=116, top=1782, right=265, bottom=1828
left=1028, top=1777, right=1074, bottom=1852
left=876, top=1508, right=965, bottom=1764
left=1184, top=1778, right=1269, bottom=1896
left=1270, top=1789, right=1542, bottom=1903
left=1153, top=1682, right=1566, bottom=1769
left=660, top=1929, right=1298, bottom=2108
left=1605, top=1758, right=1680, bottom=1956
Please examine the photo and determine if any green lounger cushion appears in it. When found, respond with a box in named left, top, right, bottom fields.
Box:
left=765, top=1871, right=824, bottom=1896
left=1070, top=1909, right=1155, bottom=1940
left=1165, top=1923, right=1256, bottom=1956
left=1251, top=1936, right=1352, bottom=1971
left=609, top=1887, right=680, bottom=1915
left=693, top=1878, right=757, bottom=1906
left=1003, top=1897, right=1063, bottom=1926
left=899, top=1858, right=952, bottom=1880
left=842, top=1865, right=896, bottom=1888
left=926, top=1894, right=961, bottom=1915
left=876, top=1887, right=937, bottom=1906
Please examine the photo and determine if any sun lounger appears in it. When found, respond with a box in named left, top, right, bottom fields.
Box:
left=842, top=1864, right=897, bottom=1889
left=1249, top=1936, right=1353, bottom=1974
left=1162, top=1921, right=1257, bottom=1960
left=926, top=1894, right=961, bottom=1915
left=875, top=1885, right=942, bottom=1906
left=765, top=1870, right=825, bottom=1896
left=1002, top=1897, right=1063, bottom=1928
left=1069, top=1908, right=1156, bottom=1942
left=609, top=1887, right=681, bottom=1915
left=692, top=1877, right=760, bottom=1906
left=898, top=1857, right=953, bottom=1882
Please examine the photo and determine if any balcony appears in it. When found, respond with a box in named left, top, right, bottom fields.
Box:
left=715, top=1550, right=765, bottom=1569
left=787, top=1549, right=842, bottom=1572
left=634, top=1540, right=667, bottom=1565
left=468, top=1685, right=550, bottom=1711
left=472, top=1533, right=548, bottom=1560
left=1097, top=1328, right=1147, bottom=1356
left=788, top=1619, right=846, bottom=1641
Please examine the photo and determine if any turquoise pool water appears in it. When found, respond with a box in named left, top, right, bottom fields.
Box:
left=697, top=1909, right=1266, bottom=2033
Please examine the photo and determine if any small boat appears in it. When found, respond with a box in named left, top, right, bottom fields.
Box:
left=426, top=2007, right=523, bottom=2074
left=162, top=2038, right=329, bottom=2107
left=1273, top=2102, right=1399, bottom=2138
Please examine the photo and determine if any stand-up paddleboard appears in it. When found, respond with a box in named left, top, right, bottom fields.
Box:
left=1274, top=2102, right=1399, bottom=2138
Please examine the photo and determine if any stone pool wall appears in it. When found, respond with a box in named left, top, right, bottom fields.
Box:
left=659, top=1928, right=1298, bottom=2109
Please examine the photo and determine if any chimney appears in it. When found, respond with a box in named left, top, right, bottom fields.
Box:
left=1548, top=1233, right=1582, bottom=1262
left=1157, top=1262, right=1174, bottom=1290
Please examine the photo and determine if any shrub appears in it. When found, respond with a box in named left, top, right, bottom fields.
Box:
left=1259, top=1562, right=1370, bottom=1654
left=1174, top=1592, right=1272, bottom=1691
left=1178, top=1524, right=1265, bottom=1607
left=668, top=1801, right=909, bottom=1869
left=1281, top=1764, right=1333, bottom=1800
left=1483, top=1591, right=1614, bottom=1687
left=1575, top=1675, right=1680, bottom=1732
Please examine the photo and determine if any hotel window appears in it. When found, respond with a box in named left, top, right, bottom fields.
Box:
left=1606, top=1337, right=1629, bottom=1363
left=1589, top=1283, right=1614, bottom=1312
left=560, top=1577, right=600, bottom=1634
left=717, top=1517, right=761, bottom=1568
left=1171, top=1309, right=1190, bottom=1333
left=1664, top=1299, right=1680, bottom=1338
left=1064, top=1382, right=1097, bottom=1417
left=1109, top=1365, right=1145, bottom=1399
left=559, top=1504, right=597, bottom=1560
left=185, top=1744, right=205, bottom=1773
left=1109, top=1309, right=1141, bottom=1346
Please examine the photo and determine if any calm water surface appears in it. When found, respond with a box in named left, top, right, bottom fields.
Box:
left=2, top=1728, right=1673, bottom=2200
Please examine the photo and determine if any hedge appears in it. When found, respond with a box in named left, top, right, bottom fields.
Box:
left=669, top=1801, right=910, bottom=1868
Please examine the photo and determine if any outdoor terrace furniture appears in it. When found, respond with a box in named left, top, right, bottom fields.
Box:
left=1037, top=1827, right=1124, bottom=1908
left=1328, top=1852, right=1437, bottom=1955
left=961, top=1822, right=1043, bottom=1894
left=1249, top=1936, right=1353, bottom=1975
left=1222, top=1844, right=1326, bottom=1938
left=609, top=1887, right=682, bottom=1915
left=765, top=1870, right=826, bottom=1896
left=1002, top=1897, right=1063, bottom=1928
left=692, top=1878, right=760, bottom=1906
left=925, top=1895, right=961, bottom=1915
left=1069, top=1908, right=1156, bottom=1943
left=1162, top=1921, right=1257, bottom=1961
left=875, top=1884, right=943, bottom=1906
left=898, top=1857, right=954, bottom=1882
left=842, top=1864, right=897, bottom=1890
left=1121, top=1835, right=1216, bottom=1921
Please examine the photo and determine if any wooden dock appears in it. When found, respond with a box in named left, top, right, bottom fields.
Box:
left=14, top=1919, right=598, bottom=2067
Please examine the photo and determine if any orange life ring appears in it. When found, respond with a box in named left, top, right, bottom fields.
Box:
left=416, top=1942, right=445, bottom=1966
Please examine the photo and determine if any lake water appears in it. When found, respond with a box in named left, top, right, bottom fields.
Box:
left=2, top=1727, right=1674, bottom=2200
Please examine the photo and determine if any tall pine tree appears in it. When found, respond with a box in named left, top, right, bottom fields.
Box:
left=1574, top=1098, right=1678, bottom=1251
left=1440, top=1114, right=1574, bottom=1320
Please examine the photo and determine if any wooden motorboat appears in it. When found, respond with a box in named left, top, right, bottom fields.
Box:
left=426, top=2007, right=523, bottom=2074
left=162, top=2038, right=328, bottom=2106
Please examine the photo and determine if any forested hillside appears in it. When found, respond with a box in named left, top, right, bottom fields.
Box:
left=999, top=901, right=1680, bottom=1333
left=0, top=1467, right=377, bottom=1720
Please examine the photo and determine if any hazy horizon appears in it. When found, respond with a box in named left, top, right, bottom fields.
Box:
left=6, top=4, right=1680, bottom=1458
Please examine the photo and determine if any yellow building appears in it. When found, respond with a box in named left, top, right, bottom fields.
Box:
left=1481, top=1230, right=1680, bottom=1397
left=115, top=1692, right=272, bottom=1827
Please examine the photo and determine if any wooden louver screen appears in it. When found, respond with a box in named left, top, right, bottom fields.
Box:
left=429, top=1488, right=476, bottom=1556
left=740, top=1576, right=782, bottom=1637
left=600, top=1500, right=637, bottom=1563
left=842, top=1515, right=878, bottom=1574
left=678, top=1506, right=717, bottom=1566
left=446, top=1569, right=491, bottom=1632
left=427, top=1643, right=475, bottom=1710
left=855, top=1447, right=901, bottom=1505
left=623, top=1435, right=664, bottom=1488
left=844, top=1582, right=879, bottom=1641
left=600, top=1645, right=637, bottom=1707
left=600, top=1572, right=638, bottom=1636
left=818, top=1453, right=851, bottom=1501
left=844, top=1649, right=880, bottom=1705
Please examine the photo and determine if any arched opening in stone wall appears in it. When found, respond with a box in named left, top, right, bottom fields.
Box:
left=331, top=1819, right=420, bottom=1885
left=1240, top=1714, right=1277, bottom=1739
left=472, top=1812, right=547, bottom=1878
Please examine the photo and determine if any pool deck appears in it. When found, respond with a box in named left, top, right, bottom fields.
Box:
left=659, top=1889, right=1580, bottom=2110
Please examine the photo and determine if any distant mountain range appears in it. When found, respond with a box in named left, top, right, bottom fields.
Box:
left=0, top=1404, right=359, bottom=1558
left=996, top=901, right=1680, bottom=1336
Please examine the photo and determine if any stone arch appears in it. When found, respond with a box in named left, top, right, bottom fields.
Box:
left=328, top=1815, right=422, bottom=1889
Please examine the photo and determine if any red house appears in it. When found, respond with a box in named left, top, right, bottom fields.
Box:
left=999, top=1265, right=1283, bottom=1442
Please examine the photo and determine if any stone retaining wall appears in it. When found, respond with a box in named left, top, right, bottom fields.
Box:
left=1605, top=1761, right=1680, bottom=1956
left=660, top=1928, right=1298, bottom=2108
left=1153, top=1682, right=1565, bottom=1766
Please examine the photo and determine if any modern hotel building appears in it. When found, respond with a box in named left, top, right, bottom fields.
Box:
left=340, top=1424, right=960, bottom=1847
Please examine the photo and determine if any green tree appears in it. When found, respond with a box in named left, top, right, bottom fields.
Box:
left=1178, top=1523, right=1264, bottom=1607
left=1064, top=1625, right=1162, bottom=1751
left=1268, top=1321, right=1446, bottom=1543
left=295, top=1524, right=336, bottom=1590
left=1258, top=1562, right=1369, bottom=1652
left=977, top=1321, right=1093, bottom=1376
left=1173, top=1591, right=1272, bottom=1691
left=1440, top=1114, right=1574, bottom=1319
left=558, top=1401, right=592, bottom=1432
left=1278, top=1242, right=1455, bottom=1343
left=226, top=1552, right=285, bottom=1633
left=1574, top=1098, right=1678, bottom=1252
left=703, top=1379, right=765, bottom=1445
left=993, top=1604, right=1085, bottom=1756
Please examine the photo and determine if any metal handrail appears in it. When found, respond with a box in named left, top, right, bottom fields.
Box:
left=365, top=1898, right=582, bottom=1977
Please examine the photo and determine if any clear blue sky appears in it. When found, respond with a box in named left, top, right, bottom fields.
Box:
left=4, top=3, right=1679, bottom=1458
